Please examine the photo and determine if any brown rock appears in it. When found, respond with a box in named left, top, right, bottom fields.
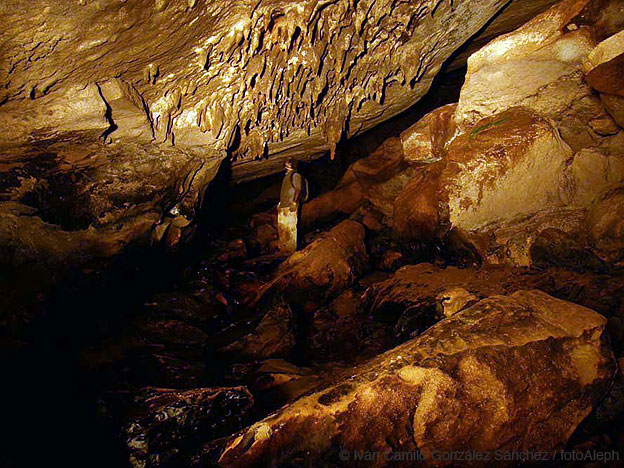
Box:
left=231, top=359, right=323, bottom=407
left=400, top=103, right=457, bottom=164
left=529, top=228, right=605, bottom=272
left=443, top=108, right=573, bottom=231
left=128, top=353, right=210, bottom=389
left=217, top=239, right=248, bottom=263
left=585, top=30, right=624, bottom=96
left=361, top=263, right=538, bottom=330
left=561, top=148, right=624, bottom=207
left=587, top=184, right=624, bottom=263
left=479, top=207, right=588, bottom=267
left=455, top=0, right=610, bottom=151
left=275, top=220, right=369, bottom=310
left=123, top=386, right=253, bottom=468
left=301, top=138, right=404, bottom=229
left=220, top=295, right=296, bottom=361
left=392, top=161, right=446, bottom=242
left=350, top=137, right=405, bottom=187
left=378, top=250, right=404, bottom=272
left=601, top=93, right=624, bottom=128
left=306, top=289, right=363, bottom=363
left=301, top=181, right=366, bottom=230
left=364, top=165, right=423, bottom=220
left=220, top=290, right=616, bottom=466
left=436, top=287, right=479, bottom=318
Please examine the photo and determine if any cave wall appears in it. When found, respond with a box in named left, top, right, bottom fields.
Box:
left=0, top=0, right=568, bottom=313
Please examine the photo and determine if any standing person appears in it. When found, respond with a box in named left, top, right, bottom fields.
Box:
left=277, top=159, right=308, bottom=254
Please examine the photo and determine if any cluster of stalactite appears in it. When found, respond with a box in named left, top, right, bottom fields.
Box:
left=146, top=0, right=448, bottom=160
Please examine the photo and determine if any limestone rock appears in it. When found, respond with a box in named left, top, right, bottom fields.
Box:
left=444, top=108, right=573, bottom=231
left=400, top=103, right=457, bottom=164
left=585, top=30, right=624, bottom=128
left=436, top=287, right=479, bottom=318
left=587, top=184, right=624, bottom=263
left=455, top=0, right=615, bottom=151
left=361, top=263, right=547, bottom=332
left=306, top=289, right=363, bottom=363
left=230, top=359, right=323, bottom=407
left=529, top=228, right=605, bottom=272
left=301, top=138, right=404, bottom=228
left=135, top=319, right=209, bottom=360
left=274, top=220, right=369, bottom=310
left=220, top=295, right=296, bottom=361
left=392, top=162, right=446, bottom=243
left=220, top=290, right=616, bottom=466
left=1, top=0, right=529, bottom=176
left=478, top=207, right=589, bottom=267
left=123, top=386, right=253, bottom=468
left=561, top=148, right=624, bottom=207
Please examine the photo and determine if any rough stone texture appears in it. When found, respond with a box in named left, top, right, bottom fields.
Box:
left=482, top=208, right=589, bottom=267
left=561, top=147, right=624, bottom=204
left=400, top=103, right=457, bottom=164
left=585, top=29, right=624, bottom=129
left=220, top=294, right=296, bottom=361
left=306, top=289, right=364, bottom=362
left=230, top=359, right=323, bottom=407
left=454, top=0, right=621, bottom=151
left=391, top=18, right=624, bottom=262
left=443, top=108, right=573, bottom=231
left=587, top=183, right=624, bottom=264
left=530, top=228, right=605, bottom=272
left=123, top=386, right=253, bottom=468
left=274, top=220, right=369, bottom=310
left=301, top=137, right=405, bottom=228
left=219, top=290, right=616, bottom=466
left=0, top=0, right=593, bottom=309
left=446, top=0, right=563, bottom=69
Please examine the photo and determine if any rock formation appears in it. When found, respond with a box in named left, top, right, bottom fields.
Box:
left=123, top=386, right=253, bottom=467
left=274, top=219, right=370, bottom=311
left=220, top=290, right=615, bottom=466
left=3, top=0, right=624, bottom=466
left=0, top=0, right=571, bottom=309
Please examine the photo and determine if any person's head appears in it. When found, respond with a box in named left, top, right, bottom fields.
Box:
left=285, top=158, right=297, bottom=172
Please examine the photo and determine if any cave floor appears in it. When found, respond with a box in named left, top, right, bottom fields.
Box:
left=5, top=201, right=621, bottom=467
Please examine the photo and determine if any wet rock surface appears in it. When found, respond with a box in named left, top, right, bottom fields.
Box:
left=220, top=290, right=616, bottom=466
left=122, top=386, right=253, bottom=468
left=3, top=0, right=624, bottom=466
left=0, top=0, right=561, bottom=309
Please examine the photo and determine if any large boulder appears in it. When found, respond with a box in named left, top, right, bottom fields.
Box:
left=301, top=137, right=405, bottom=228
left=220, top=290, right=615, bottom=466
left=392, top=161, right=446, bottom=243
left=443, top=108, right=572, bottom=231
left=220, top=295, right=296, bottom=361
left=561, top=147, right=624, bottom=207
left=585, top=30, right=624, bottom=127
left=274, top=220, right=369, bottom=310
left=454, top=0, right=620, bottom=151
left=393, top=108, right=573, bottom=243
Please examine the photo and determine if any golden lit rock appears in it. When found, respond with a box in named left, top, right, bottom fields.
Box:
left=220, top=290, right=615, bottom=466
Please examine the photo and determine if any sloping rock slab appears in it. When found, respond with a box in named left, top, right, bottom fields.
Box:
left=220, top=290, right=615, bottom=466
left=275, top=220, right=369, bottom=309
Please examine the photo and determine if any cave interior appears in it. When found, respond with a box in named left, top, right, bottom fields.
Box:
left=2, top=0, right=624, bottom=466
